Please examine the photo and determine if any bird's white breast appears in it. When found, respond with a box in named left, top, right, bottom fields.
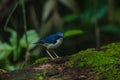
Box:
left=43, top=38, right=63, bottom=49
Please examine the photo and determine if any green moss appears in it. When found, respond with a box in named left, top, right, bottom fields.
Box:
left=34, top=57, right=49, bottom=64
left=35, top=71, right=47, bottom=80
left=68, top=42, right=120, bottom=79
left=104, top=67, right=120, bottom=80
left=37, top=76, right=44, bottom=80
left=35, top=73, right=44, bottom=80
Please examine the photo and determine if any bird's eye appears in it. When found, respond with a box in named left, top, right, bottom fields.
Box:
left=57, top=36, right=63, bottom=39
left=57, top=36, right=61, bottom=39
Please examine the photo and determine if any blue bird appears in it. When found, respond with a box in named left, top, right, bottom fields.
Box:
left=34, top=32, right=64, bottom=59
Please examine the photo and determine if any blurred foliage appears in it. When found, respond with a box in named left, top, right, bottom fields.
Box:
left=68, top=42, right=120, bottom=79
left=0, top=29, right=38, bottom=70
left=0, top=0, right=120, bottom=73
left=64, top=29, right=84, bottom=37
left=63, top=13, right=79, bottom=22
left=81, top=5, right=108, bottom=24
left=0, top=41, right=12, bottom=60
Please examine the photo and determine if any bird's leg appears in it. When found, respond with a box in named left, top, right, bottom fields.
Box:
left=46, top=50, right=54, bottom=59
left=51, top=50, right=59, bottom=58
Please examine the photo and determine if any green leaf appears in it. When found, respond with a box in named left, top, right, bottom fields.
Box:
left=80, top=6, right=108, bottom=24
left=6, top=28, right=20, bottom=61
left=6, top=64, right=18, bottom=71
left=91, top=6, right=108, bottom=23
left=63, top=13, right=79, bottom=22
left=80, top=8, right=92, bottom=22
left=20, top=30, right=38, bottom=49
left=0, top=41, right=12, bottom=60
left=64, top=29, right=84, bottom=37
left=6, top=28, right=17, bottom=45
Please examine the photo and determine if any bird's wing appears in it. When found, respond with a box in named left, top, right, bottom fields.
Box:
left=43, top=34, right=57, bottom=43
left=33, top=39, right=45, bottom=44
left=34, top=34, right=57, bottom=44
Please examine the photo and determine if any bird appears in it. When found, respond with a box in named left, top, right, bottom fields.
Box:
left=34, top=32, right=64, bottom=59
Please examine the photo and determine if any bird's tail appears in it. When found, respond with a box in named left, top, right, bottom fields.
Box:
left=33, top=42, right=39, bottom=44
left=33, top=40, right=44, bottom=45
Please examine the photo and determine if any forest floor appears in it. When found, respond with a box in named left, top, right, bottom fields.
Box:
left=0, top=57, right=95, bottom=80
left=0, top=42, right=120, bottom=80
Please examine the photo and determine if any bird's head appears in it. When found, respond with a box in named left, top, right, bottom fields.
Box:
left=56, top=32, right=64, bottom=38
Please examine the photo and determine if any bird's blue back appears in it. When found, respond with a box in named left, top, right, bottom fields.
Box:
left=34, top=32, right=63, bottom=45
left=42, top=34, right=57, bottom=43
left=34, top=34, right=58, bottom=44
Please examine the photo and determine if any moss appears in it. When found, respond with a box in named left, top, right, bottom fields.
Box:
left=35, top=71, right=47, bottom=80
left=103, top=67, right=120, bottom=80
left=35, top=73, right=43, bottom=80
left=34, top=57, right=49, bottom=64
left=68, top=42, right=120, bottom=79
left=37, top=76, right=43, bottom=80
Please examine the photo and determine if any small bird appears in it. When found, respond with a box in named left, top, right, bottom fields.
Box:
left=34, top=32, right=64, bottom=59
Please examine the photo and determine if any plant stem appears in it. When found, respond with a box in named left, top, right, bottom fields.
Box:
left=4, top=1, right=18, bottom=30
left=22, top=0, right=30, bottom=66
left=108, top=0, right=114, bottom=24
left=93, top=0, right=100, bottom=51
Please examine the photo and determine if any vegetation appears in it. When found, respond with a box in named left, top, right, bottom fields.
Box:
left=0, top=0, right=120, bottom=79
left=0, top=43, right=120, bottom=80
left=68, top=43, right=120, bottom=80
